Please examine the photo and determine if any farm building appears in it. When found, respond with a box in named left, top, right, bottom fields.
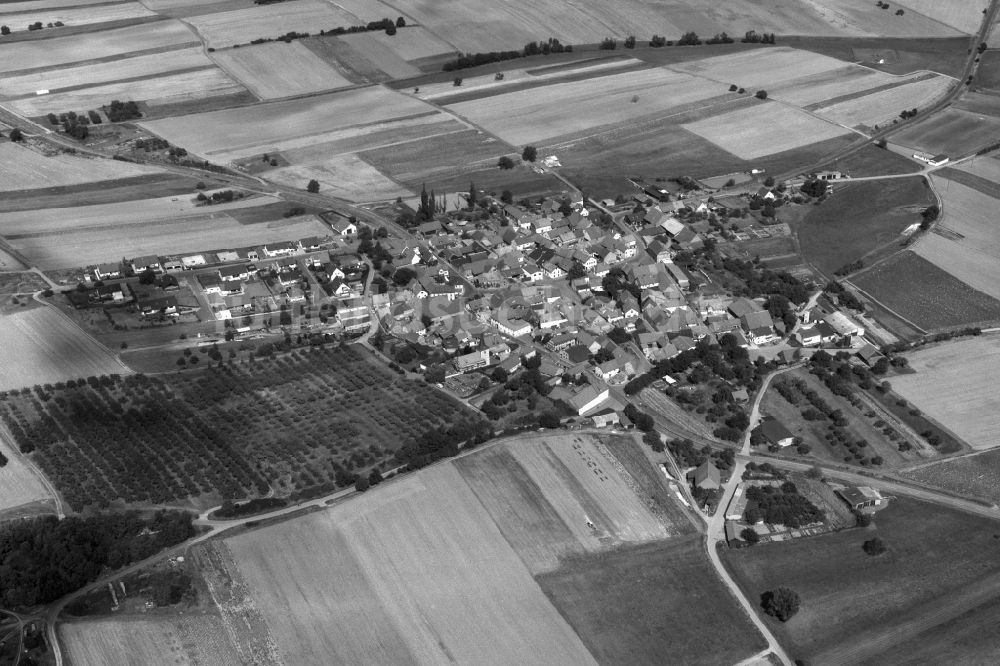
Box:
left=757, top=416, right=794, bottom=448
left=912, top=152, right=949, bottom=167
left=591, top=408, right=620, bottom=428
left=824, top=311, right=865, bottom=338
left=330, top=218, right=358, bottom=236
left=454, top=348, right=490, bottom=372
left=689, top=460, right=721, bottom=491
left=725, top=483, right=749, bottom=520
left=567, top=384, right=610, bottom=416
left=836, top=486, right=888, bottom=513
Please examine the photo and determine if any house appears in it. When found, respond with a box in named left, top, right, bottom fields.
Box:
left=725, top=484, right=749, bottom=520
left=219, top=264, right=249, bottom=282
left=836, top=486, right=888, bottom=512
left=741, top=310, right=775, bottom=345
left=328, top=277, right=352, bottom=298
left=262, top=241, right=297, bottom=257
left=690, top=461, right=721, bottom=491
left=757, top=416, right=794, bottom=448
left=665, top=262, right=690, bottom=289
left=198, top=273, right=223, bottom=294
left=796, top=323, right=822, bottom=347
left=454, top=348, right=490, bottom=372
left=93, top=262, right=122, bottom=280
left=300, top=236, right=325, bottom=251
left=130, top=255, right=160, bottom=274
left=824, top=311, right=865, bottom=338
left=855, top=343, right=885, bottom=367
left=330, top=218, right=357, bottom=236
left=591, top=408, right=620, bottom=428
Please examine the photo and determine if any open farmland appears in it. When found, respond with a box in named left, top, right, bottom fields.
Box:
left=722, top=497, right=1000, bottom=665
left=210, top=42, right=353, bottom=99
left=267, top=155, right=413, bottom=202
left=670, top=47, right=845, bottom=90
left=139, top=87, right=438, bottom=163
left=212, top=463, right=597, bottom=665
left=539, top=536, right=765, bottom=666
left=0, top=20, right=198, bottom=74
left=813, top=74, right=955, bottom=130
left=894, top=0, right=986, bottom=34
left=771, top=66, right=916, bottom=108
left=904, top=448, right=1000, bottom=504
left=0, top=2, right=155, bottom=33
left=300, top=35, right=391, bottom=84
left=890, top=337, right=1000, bottom=451
left=0, top=143, right=164, bottom=192
left=0, top=308, right=125, bottom=392
left=0, top=345, right=478, bottom=509
left=9, top=68, right=245, bottom=117
left=683, top=102, right=851, bottom=160
left=893, top=108, right=1000, bottom=157
left=446, top=67, right=730, bottom=145
left=794, top=176, right=933, bottom=276
left=278, top=115, right=466, bottom=163
left=59, top=616, right=239, bottom=666
left=0, top=434, right=54, bottom=514
left=340, top=26, right=454, bottom=77
left=852, top=251, right=1000, bottom=331
left=186, top=0, right=367, bottom=49
left=359, top=129, right=511, bottom=188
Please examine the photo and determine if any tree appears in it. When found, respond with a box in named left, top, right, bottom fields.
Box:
left=567, top=260, right=587, bottom=280
left=9, top=128, right=23, bottom=142
left=468, top=181, right=476, bottom=210
left=761, top=587, right=800, bottom=621
left=497, top=155, right=515, bottom=170
left=385, top=23, right=397, bottom=36
left=306, top=179, right=320, bottom=193
left=624, top=35, right=636, bottom=49
left=396, top=16, right=406, bottom=27
left=755, top=90, right=768, bottom=100
left=863, top=536, right=887, bottom=556
left=138, top=269, right=157, bottom=285
left=741, top=527, right=760, bottom=543
left=355, top=476, right=370, bottom=492
left=539, top=411, right=561, bottom=428
left=500, top=189, right=513, bottom=204
left=522, top=145, right=538, bottom=162
left=0, top=26, right=9, bottom=35
left=729, top=84, right=738, bottom=92
left=453, top=77, right=463, bottom=86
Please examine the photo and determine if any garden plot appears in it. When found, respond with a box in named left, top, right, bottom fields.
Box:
left=10, top=68, right=244, bottom=117
left=186, top=0, right=362, bottom=49
left=267, top=155, right=413, bottom=202
left=446, top=67, right=725, bottom=145
left=0, top=143, right=164, bottom=192
left=0, top=308, right=126, bottom=391
left=0, top=2, right=155, bottom=33
left=894, top=0, right=986, bottom=34
left=0, top=46, right=212, bottom=98
left=682, top=103, right=851, bottom=160
left=0, top=20, right=198, bottom=74
left=813, top=74, right=955, bottom=129
left=210, top=42, right=352, bottom=99
left=669, top=47, right=845, bottom=90
left=59, top=617, right=240, bottom=666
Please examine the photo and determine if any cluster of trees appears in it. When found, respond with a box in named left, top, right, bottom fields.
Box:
left=0, top=511, right=195, bottom=608
left=442, top=37, right=570, bottom=71
left=215, top=497, right=286, bottom=518
left=761, top=587, right=800, bottom=621
left=721, top=256, right=810, bottom=305
left=196, top=189, right=237, bottom=204
left=824, top=280, right=864, bottom=311
left=745, top=481, right=824, bottom=528
left=800, top=177, right=828, bottom=198
left=741, top=30, right=776, bottom=43
left=104, top=99, right=141, bottom=122
left=919, top=204, right=939, bottom=230
left=8, top=127, right=23, bottom=142
left=241, top=17, right=404, bottom=47
left=627, top=333, right=769, bottom=397
left=623, top=403, right=655, bottom=431
left=481, top=366, right=553, bottom=421
left=395, top=419, right=493, bottom=469
left=899, top=108, right=918, bottom=120
left=667, top=438, right=735, bottom=469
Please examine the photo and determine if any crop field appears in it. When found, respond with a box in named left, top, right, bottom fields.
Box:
left=210, top=41, right=353, bottom=99
left=340, top=26, right=454, bottom=76
left=0, top=308, right=125, bottom=392
left=280, top=115, right=466, bottom=163
left=0, top=435, right=53, bottom=513
left=267, top=155, right=412, bottom=202
left=683, top=102, right=851, bottom=160
left=671, top=47, right=846, bottom=90
left=954, top=90, right=1000, bottom=116
left=904, top=448, right=1000, bottom=504
left=0, top=143, right=164, bottom=191
left=59, top=616, right=239, bottom=666
left=538, top=536, right=765, bottom=666
left=359, top=128, right=511, bottom=188
left=893, top=108, right=1000, bottom=157
left=446, top=67, right=729, bottom=145
left=0, top=20, right=198, bottom=74
left=455, top=434, right=683, bottom=573
left=814, top=74, right=955, bottom=129
left=852, top=251, right=1000, bottom=330
left=0, top=345, right=476, bottom=509
left=894, top=0, right=986, bottom=34
left=0, top=2, right=155, bottom=34
left=0, top=0, right=112, bottom=11
left=10, top=67, right=245, bottom=117
left=890, top=337, right=1000, bottom=451
left=770, top=66, right=904, bottom=108
left=300, top=35, right=391, bottom=84
left=186, top=0, right=363, bottom=49
left=794, top=177, right=932, bottom=276
left=722, top=496, right=1000, bottom=665
left=212, top=463, right=597, bottom=665
left=139, top=87, right=438, bottom=163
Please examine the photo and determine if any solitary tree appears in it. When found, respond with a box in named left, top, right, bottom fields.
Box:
left=522, top=145, right=538, bottom=162
left=500, top=189, right=513, bottom=204
left=539, top=411, right=561, bottom=428
left=755, top=90, right=768, bottom=100
left=741, top=527, right=760, bottom=543
left=306, top=179, right=320, bottom=193
left=9, top=128, right=23, bottom=142
left=0, top=26, right=9, bottom=35
left=497, top=155, right=515, bottom=170
left=761, top=587, right=801, bottom=621
left=863, top=536, right=887, bottom=556
left=396, top=16, right=406, bottom=27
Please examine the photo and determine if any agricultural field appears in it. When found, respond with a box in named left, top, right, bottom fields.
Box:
left=9, top=68, right=245, bottom=117
left=59, top=616, right=240, bottom=666
left=267, top=155, right=412, bottom=202
left=892, top=108, right=1000, bottom=157
left=185, top=0, right=368, bottom=49
left=793, top=176, right=933, bottom=276
left=721, top=497, right=1000, bottom=665
left=890, top=337, right=1000, bottom=451
left=953, top=90, right=1000, bottom=116
left=299, top=35, right=392, bottom=84
left=340, top=26, right=454, bottom=78
left=0, top=20, right=199, bottom=74
left=0, top=2, right=156, bottom=34
left=455, top=434, right=687, bottom=573
left=0, top=307, right=125, bottom=392
left=671, top=47, right=846, bottom=91
left=813, top=74, right=955, bottom=130
left=0, top=345, right=477, bottom=509
left=851, top=250, right=1000, bottom=330
left=893, top=0, right=986, bottom=34
left=772, top=66, right=914, bottom=108
left=210, top=41, right=353, bottom=99
left=0, top=143, right=164, bottom=192
left=904, top=448, right=1000, bottom=504
left=538, top=536, right=766, bottom=666
left=684, top=102, right=851, bottom=160
left=209, top=463, right=597, bottom=665
left=822, top=142, right=922, bottom=176
left=0, top=434, right=53, bottom=514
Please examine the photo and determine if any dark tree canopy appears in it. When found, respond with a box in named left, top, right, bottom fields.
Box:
left=762, top=587, right=800, bottom=621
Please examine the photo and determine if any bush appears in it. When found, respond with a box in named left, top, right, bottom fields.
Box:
left=863, top=536, right=887, bottom=556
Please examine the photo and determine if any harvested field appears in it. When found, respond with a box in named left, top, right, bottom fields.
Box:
left=300, top=35, right=388, bottom=84
left=914, top=234, right=1000, bottom=303
left=139, top=88, right=438, bottom=163
left=946, top=154, right=1000, bottom=190
left=0, top=143, right=164, bottom=192
left=539, top=536, right=766, bottom=666
left=793, top=176, right=932, bottom=276
left=974, top=51, right=1000, bottom=89
left=341, top=25, right=453, bottom=62
left=894, top=0, right=985, bottom=34
left=0, top=173, right=221, bottom=213
left=820, top=142, right=921, bottom=176
left=0, top=46, right=212, bottom=98
left=360, top=128, right=510, bottom=187
left=893, top=108, right=1000, bottom=157
left=852, top=250, right=1000, bottom=330
left=211, top=41, right=352, bottom=99
left=770, top=65, right=904, bottom=107
left=281, top=116, right=465, bottom=162
left=0, top=308, right=125, bottom=392
left=904, top=448, right=1000, bottom=503
left=683, top=102, right=851, bottom=160
left=326, top=32, right=421, bottom=79
left=447, top=67, right=728, bottom=145
left=0, top=435, right=53, bottom=514
left=721, top=497, right=1000, bottom=665
left=59, top=616, right=239, bottom=666
left=890, top=337, right=1000, bottom=451
left=186, top=0, right=361, bottom=49
left=814, top=74, right=955, bottom=129
left=221, top=463, right=597, bottom=665
left=670, top=47, right=845, bottom=90
left=0, top=2, right=155, bottom=33
left=10, top=68, right=245, bottom=117
left=953, top=90, right=1000, bottom=116
left=0, top=20, right=198, bottom=74
left=268, top=155, right=412, bottom=202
